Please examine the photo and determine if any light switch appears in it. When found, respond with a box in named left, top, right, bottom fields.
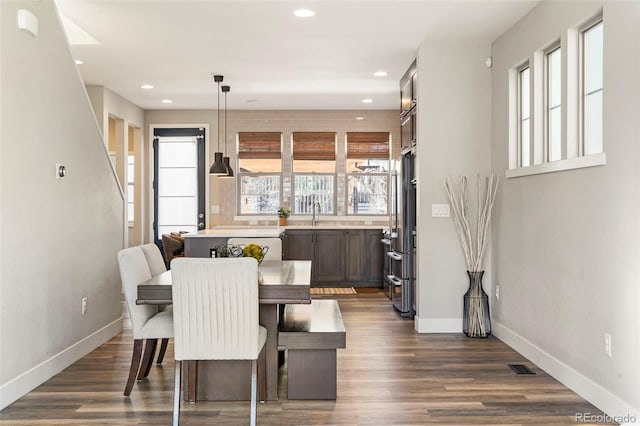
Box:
left=210, top=205, right=220, bottom=214
left=431, top=204, right=450, bottom=218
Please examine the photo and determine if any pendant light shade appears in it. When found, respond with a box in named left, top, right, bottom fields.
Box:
left=210, top=152, right=228, bottom=174
left=209, top=74, right=229, bottom=175
left=221, top=156, right=234, bottom=177
left=219, top=84, right=234, bottom=178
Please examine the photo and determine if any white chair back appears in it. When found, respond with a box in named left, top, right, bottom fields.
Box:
left=117, top=246, right=159, bottom=339
left=171, top=257, right=263, bottom=361
left=227, top=237, right=282, bottom=261
left=140, top=243, right=167, bottom=276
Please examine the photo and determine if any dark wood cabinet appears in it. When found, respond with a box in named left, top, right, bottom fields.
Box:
left=314, top=230, right=345, bottom=283
left=283, top=230, right=314, bottom=262
left=284, top=228, right=382, bottom=287
left=365, top=229, right=384, bottom=283
left=345, top=231, right=365, bottom=282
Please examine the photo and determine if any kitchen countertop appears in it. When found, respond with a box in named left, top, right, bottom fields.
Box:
left=184, top=224, right=386, bottom=238
left=184, top=227, right=285, bottom=238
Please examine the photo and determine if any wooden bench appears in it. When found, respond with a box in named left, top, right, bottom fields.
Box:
left=278, top=299, right=346, bottom=399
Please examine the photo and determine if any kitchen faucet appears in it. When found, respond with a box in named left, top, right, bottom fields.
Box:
left=311, top=202, right=321, bottom=226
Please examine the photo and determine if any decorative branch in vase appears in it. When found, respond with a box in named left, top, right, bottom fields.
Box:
left=444, top=174, right=499, bottom=338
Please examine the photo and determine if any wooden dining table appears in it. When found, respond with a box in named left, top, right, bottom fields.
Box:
left=136, top=260, right=311, bottom=402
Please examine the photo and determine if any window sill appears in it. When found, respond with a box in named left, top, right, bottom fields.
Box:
left=505, top=152, right=606, bottom=179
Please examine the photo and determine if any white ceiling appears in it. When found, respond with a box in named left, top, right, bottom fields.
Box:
left=55, top=0, right=538, bottom=111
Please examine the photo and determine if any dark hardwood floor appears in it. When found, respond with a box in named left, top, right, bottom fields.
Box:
left=0, top=290, right=614, bottom=425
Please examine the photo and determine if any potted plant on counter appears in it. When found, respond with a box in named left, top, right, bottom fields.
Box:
left=277, top=207, right=291, bottom=226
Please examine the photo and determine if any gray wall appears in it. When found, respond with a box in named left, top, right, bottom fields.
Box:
left=491, top=0, right=640, bottom=417
left=414, top=40, right=493, bottom=332
left=0, top=1, right=124, bottom=408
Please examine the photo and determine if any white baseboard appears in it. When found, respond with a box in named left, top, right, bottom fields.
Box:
left=493, top=321, right=640, bottom=423
left=0, top=317, right=123, bottom=410
left=415, top=316, right=462, bottom=333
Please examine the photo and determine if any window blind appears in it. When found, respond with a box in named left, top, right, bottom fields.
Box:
left=346, top=132, right=390, bottom=159
left=238, top=132, right=282, bottom=159
left=292, top=132, right=336, bottom=161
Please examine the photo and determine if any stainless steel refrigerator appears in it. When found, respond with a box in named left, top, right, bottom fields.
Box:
left=385, top=150, right=416, bottom=317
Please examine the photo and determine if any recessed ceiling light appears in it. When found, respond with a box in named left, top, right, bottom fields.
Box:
left=140, top=84, right=154, bottom=89
left=355, top=117, right=364, bottom=120
left=362, top=98, right=373, bottom=104
left=247, top=99, right=259, bottom=103
left=293, top=9, right=315, bottom=18
left=161, top=99, right=173, bottom=104
left=373, top=71, right=387, bottom=77
left=74, top=59, right=83, bottom=65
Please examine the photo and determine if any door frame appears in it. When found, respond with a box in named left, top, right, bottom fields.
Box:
left=148, top=124, right=210, bottom=246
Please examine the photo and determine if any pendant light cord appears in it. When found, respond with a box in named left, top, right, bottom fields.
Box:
left=217, top=80, right=221, bottom=152
left=224, top=89, right=228, bottom=154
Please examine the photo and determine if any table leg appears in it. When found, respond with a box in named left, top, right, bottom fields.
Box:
left=259, top=304, right=278, bottom=401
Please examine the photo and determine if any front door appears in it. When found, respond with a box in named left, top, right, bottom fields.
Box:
left=153, top=127, right=206, bottom=248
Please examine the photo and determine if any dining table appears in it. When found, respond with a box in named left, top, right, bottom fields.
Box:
left=136, top=260, right=311, bottom=402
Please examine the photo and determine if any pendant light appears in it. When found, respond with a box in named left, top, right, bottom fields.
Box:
left=219, top=84, right=234, bottom=178
left=209, top=74, right=229, bottom=175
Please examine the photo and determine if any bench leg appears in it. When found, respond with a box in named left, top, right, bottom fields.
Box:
left=287, top=349, right=337, bottom=400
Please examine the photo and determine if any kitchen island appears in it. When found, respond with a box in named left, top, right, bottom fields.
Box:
left=184, top=225, right=385, bottom=287
left=183, top=227, right=285, bottom=257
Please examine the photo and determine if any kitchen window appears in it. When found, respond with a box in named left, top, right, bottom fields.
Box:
left=345, top=132, right=390, bottom=215
left=292, top=132, right=336, bottom=215
left=237, top=132, right=282, bottom=215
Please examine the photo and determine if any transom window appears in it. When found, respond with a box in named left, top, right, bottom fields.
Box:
left=583, top=20, right=603, bottom=155
left=507, top=15, right=605, bottom=178
left=519, top=66, right=531, bottom=167
left=547, top=46, right=561, bottom=161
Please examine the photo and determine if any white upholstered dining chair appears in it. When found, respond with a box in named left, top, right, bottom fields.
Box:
left=117, top=246, right=174, bottom=396
left=137, top=243, right=171, bottom=374
left=170, top=257, right=266, bottom=426
left=140, top=243, right=167, bottom=276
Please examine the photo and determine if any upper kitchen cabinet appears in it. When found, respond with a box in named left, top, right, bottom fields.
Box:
left=400, top=59, right=417, bottom=152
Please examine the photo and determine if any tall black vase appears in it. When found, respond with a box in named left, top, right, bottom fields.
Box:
left=463, top=271, right=491, bottom=338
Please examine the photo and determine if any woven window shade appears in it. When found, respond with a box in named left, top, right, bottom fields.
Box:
left=238, top=132, right=282, bottom=159
left=292, top=132, right=336, bottom=161
left=346, top=132, right=390, bottom=159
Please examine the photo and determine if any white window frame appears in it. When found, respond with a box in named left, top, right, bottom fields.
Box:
left=236, top=132, right=283, bottom=216
left=506, top=14, right=606, bottom=179
left=518, top=64, right=531, bottom=168
left=237, top=172, right=282, bottom=215
left=580, top=17, right=604, bottom=156
left=545, top=43, right=562, bottom=162
left=127, top=154, right=135, bottom=226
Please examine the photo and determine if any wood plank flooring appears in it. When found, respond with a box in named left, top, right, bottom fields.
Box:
left=0, top=290, right=614, bottom=425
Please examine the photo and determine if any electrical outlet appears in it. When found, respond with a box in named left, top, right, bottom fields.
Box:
left=495, top=285, right=500, bottom=300
left=604, top=332, right=612, bottom=357
left=82, top=297, right=87, bottom=316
